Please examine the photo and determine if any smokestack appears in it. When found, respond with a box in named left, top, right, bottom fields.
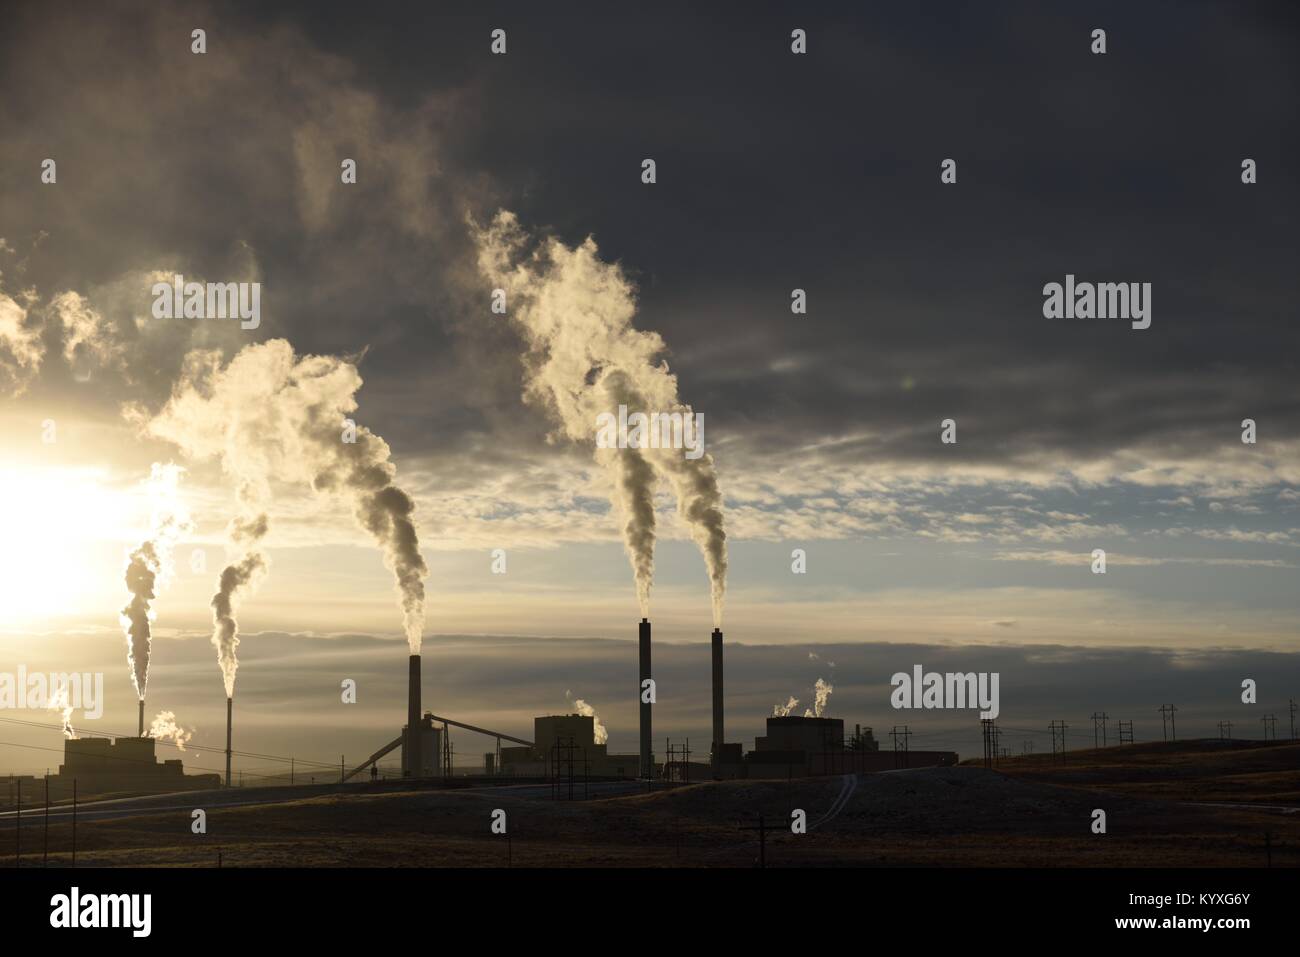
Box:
left=407, top=654, right=422, bottom=778
left=225, top=696, right=232, bottom=788
left=639, top=618, right=652, bottom=779
left=138, top=699, right=144, bottom=738
left=711, top=628, right=723, bottom=776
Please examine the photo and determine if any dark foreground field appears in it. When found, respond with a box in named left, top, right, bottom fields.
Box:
left=13, top=740, right=1299, bottom=867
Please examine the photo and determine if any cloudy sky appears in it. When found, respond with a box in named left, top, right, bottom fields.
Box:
left=1, top=1, right=1296, bottom=770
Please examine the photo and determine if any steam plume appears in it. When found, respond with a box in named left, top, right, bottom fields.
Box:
left=48, top=682, right=76, bottom=739
left=565, top=690, right=609, bottom=745
left=149, top=340, right=428, bottom=651
left=149, top=710, right=193, bottom=751
left=211, top=509, right=269, bottom=697
left=804, top=678, right=833, bottom=718
left=647, top=428, right=727, bottom=625
left=119, top=463, right=191, bottom=700
left=474, top=211, right=726, bottom=622
left=773, top=696, right=799, bottom=718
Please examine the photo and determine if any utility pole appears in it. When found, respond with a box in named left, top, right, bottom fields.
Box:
left=890, top=726, right=911, bottom=768
left=1118, top=720, right=1134, bottom=745
left=1090, top=711, right=1109, bottom=748
left=739, top=814, right=769, bottom=869
left=1048, top=720, right=1068, bottom=763
left=1022, top=740, right=1034, bottom=756
left=1218, top=720, right=1233, bottom=740
left=1158, top=704, right=1177, bottom=742
left=1289, top=698, right=1297, bottom=741
left=981, top=718, right=997, bottom=768
left=1260, top=714, right=1277, bottom=741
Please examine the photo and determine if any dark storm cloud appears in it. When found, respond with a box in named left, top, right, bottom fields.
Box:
left=1, top=0, right=1295, bottom=491
left=271, top=0, right=1299, bottom=466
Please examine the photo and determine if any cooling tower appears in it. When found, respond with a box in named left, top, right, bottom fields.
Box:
left=138, top=699, right=145, bottom=738
left=407, top=654, right=422, bottom=778
left=224, top=695, right=232, bottom=788
left=711, top=627, right=724, bottom=774
left=639, top=618, right=652, bottom=779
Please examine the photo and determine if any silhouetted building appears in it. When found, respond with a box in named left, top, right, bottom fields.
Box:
left=48, top=736, right=219, bottom=797
left=401, top=715, right=443, bottom=777
left=745, top=715, right=955, bottom=777
left=500, top=714, right=644, bottom=778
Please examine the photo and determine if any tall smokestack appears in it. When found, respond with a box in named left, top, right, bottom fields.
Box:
left=711, top=628, right=723, bottom=776
left=639, top=618, right=652, bottom=779
left=225, top=696, right=232, bottom=788
left=407, top=655, right=422, bottom=778
left=138, top=699, right=145, bottom=738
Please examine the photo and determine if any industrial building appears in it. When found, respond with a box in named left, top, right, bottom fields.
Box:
left=743, top=715, right=955, bottom=778
left=499, top=714, right=645, bottom=778
left=403, top=714, right=443, bottom=778
left=43, top=736, right=220, bottom=798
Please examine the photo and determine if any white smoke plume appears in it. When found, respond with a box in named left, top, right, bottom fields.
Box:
left=804, top=678, right=834, bottom=718
left=773, top=696, right=799, bottom=718
left=149, top=710, right=193, bottom=751
left=48, top=683, right=76, bottom=739
left=210, top=509, right=269, bottom=698
left=149, top=339, right=428, bottom=652
left=473, top=211, right=727, bottom=623
left=120, top=463, right=191, bottom=701
left=565, top=690, right=609, bottom=745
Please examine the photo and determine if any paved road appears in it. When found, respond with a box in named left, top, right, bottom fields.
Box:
left=1185, top=801, right=1300, bottom=815
left=0, top=777, right=658, bottom=825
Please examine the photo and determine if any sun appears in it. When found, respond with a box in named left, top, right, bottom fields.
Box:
left=0, top=463, right=131, bottom=624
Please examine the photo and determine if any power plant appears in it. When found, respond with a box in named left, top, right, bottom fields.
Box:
left=6, top=608, right=966, bottom=820
left=335, top=616, right=952, bottom=782
left=56, top=612, right=949, bottom=795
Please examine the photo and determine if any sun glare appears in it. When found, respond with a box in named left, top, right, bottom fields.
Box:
left=0, top=464, right=130, bottom=623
